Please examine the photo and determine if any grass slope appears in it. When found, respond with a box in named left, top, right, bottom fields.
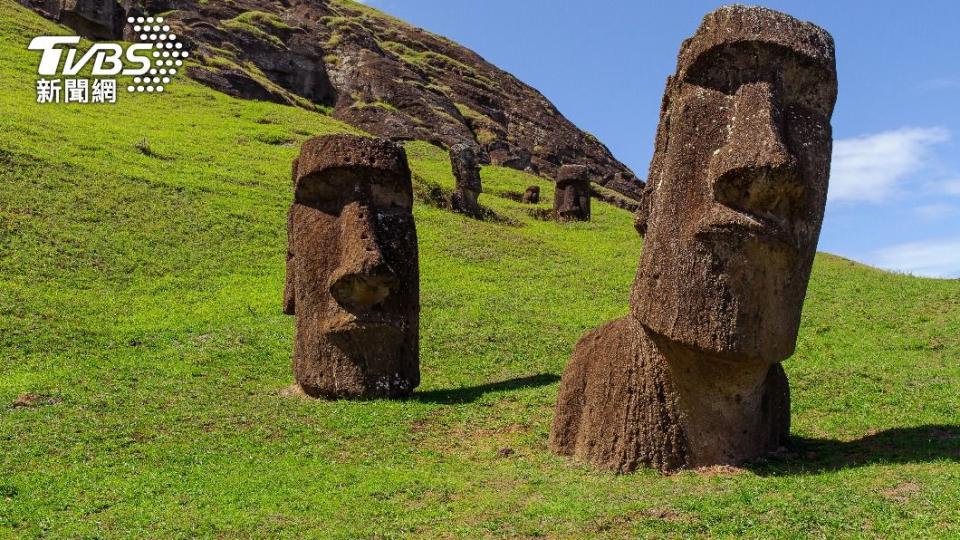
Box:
left=1, top=2, right=959, bottom=537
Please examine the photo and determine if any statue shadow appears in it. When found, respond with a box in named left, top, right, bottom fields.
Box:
left=748, top=425, right=960, bottom=476
left=411, top=373, right=560, bottom=404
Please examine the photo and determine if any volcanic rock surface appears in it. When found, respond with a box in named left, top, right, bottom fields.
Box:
left=20, top=0, right=642, bottom=193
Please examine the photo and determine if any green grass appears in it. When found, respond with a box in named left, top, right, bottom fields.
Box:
left=221, top=13, right=287, bottom=49
left=1, top=2, right=959, bottom=537
left=379, top=40, right=497, bottom=91
left=228, top=10, right=294, bottom=33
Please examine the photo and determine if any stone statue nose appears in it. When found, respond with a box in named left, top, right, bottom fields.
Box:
left=709, top=82, right=802, bottom=214
left=329, top=202, right=397, bottom=310
left=716, top=82, right=792, bottom=172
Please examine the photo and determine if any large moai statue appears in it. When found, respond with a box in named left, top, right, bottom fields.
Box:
left=284, top=134, right=420, bottom=399
left=554, top=164, right=591, bottom=221
left=550, top=6, right=837, bottom=472
left=449, top=143, right=484, bottom=217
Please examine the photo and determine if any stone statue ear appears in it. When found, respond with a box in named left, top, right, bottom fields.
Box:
left=633, top=213, right=647, bottom=237
left=633, top=75, right=676, bottom=240
left=634, top=184, right=655, bottom=237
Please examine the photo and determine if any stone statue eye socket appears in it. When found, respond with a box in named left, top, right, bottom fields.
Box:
left=296, top=171, right=413, bottom=212
left=683, top=42, right=835, bottom=118
left=295, top=171, right=361, bottom=209
left=684, top=65, right=763, bottom=96
left=370, top=177, right=414, bottom=210
left=781, top=70, right=836, bottom=119
left=682, top=43, right=775, bottom=94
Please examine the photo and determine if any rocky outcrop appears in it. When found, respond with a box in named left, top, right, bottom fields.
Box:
left=20, top=0, right=126, bottom=39
left=19, top=0, right=642, bottom=196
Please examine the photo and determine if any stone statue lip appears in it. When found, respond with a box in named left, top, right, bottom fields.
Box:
left=323, top=318, right=407, bottom=351
left=696, top=204, right=796, bottom=251
left=322, top=313, right=407, bottom=336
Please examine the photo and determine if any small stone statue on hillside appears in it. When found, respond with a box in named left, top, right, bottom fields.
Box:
left=522, top=185, right=540, bottom=204
left=284, top=134, right=420, bottom=399
left=554, top=164, right=591, bottom=221
left=449, top=143, right=484, bottom=217
left=550, top=6, right=838, bottom=472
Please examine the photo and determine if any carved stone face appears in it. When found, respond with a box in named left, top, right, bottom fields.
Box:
left=632, top=7, right=837, bottom=363
left=285, top=135, right=419, bottom=398
left=449, top=143, right=484, bottom=217
left=555, top=164, right=591, bottom=221
left=449, top=143, right=482, bottom=193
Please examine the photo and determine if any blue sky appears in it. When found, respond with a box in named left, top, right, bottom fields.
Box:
left=361, top=0, right=960, bottom=278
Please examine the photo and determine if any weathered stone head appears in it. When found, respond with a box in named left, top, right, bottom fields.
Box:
left=449, top=143, right=483, bottom=216
left=554, top=164, right=591, bottom=221
left=450, top=143, right=482, bottom=192
left=284, top=134, right=420, bottom=399
left=522, top=185, right=540, bottom=204
left=551, top=6, right=837, bottom=473
left=632, top=5, right=837, bottom=363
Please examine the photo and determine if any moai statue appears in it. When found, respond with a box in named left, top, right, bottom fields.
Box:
left=554, top=164, right=591, bottom=221
left=449, top=143, right=484, bottom=217
left=550, top=6, right=837, bottom=472
left=522, top=185, right=540, bottom=204
left=284, top=134, right=420, bottom=399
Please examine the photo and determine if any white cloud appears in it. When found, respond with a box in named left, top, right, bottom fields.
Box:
left=944, top=179, right=960, bottom=195
left=830, top=127, right=949, bottom=203
left=870, top=238, right=960, bottom=278
left=914, top=203, right=957, bottom=220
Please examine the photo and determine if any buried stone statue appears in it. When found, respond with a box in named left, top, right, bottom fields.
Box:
left=521, top=185, right=540, bottom=204
left=554, top=164, right=592, bottom=221
left=284, top=134, right=420, bottom=399
left=449, top=143, right=484, bottom=217
left=550, top=6, right=838, bottom=472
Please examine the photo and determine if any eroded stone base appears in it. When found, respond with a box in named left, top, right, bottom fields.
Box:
left=451, top=188, right=483, bottom=218
left=293, top=330, right=419, bottom=400
left=550, top=317, right=789, bottom=472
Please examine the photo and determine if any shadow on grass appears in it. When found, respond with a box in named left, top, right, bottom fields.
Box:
left=749, top=425, right=960, bottom=476
left=411, top=373, right=560, bottom=404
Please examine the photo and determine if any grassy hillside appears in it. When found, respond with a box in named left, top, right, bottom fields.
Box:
left=1, top=2, right=958, bottom=537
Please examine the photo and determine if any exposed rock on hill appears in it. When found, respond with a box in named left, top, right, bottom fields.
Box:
left=19, top=0, right=642, bottom=194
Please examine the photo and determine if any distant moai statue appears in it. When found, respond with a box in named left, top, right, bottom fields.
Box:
left=284, top=134, right=420, bottom=399
left=449, top=143, right=484, bottom=217
left=554, top=164, right=591, bottom=221
left=522, top=185, right=540, bottom=204
left=551, top=6, right=838, bottom=472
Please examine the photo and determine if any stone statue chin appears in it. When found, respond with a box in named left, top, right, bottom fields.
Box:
left=550, top=5, right=837, bottom=472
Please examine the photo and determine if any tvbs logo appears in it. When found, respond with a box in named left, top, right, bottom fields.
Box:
left=28, top=16, right=188, bottom=104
